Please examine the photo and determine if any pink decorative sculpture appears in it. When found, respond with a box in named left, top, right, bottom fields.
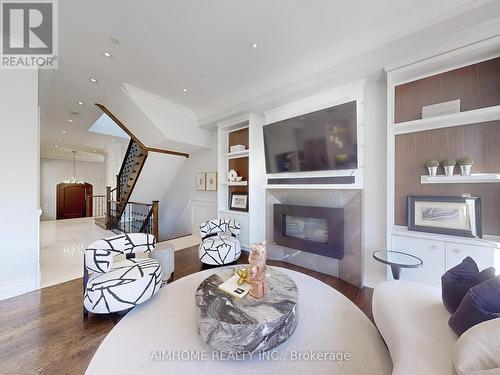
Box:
left=249, top=241, right=267, bottom=298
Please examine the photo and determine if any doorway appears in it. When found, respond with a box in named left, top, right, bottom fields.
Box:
left=56, top=182, right=93, bottom=220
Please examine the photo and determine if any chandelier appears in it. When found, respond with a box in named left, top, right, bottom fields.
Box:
left=64, top=151, right=84, bottom=184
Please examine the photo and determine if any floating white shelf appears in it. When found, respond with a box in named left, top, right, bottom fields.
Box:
left=420, top=173, right=500, bottom=184
left=220, top=181, right=248, bottom=186
left=219, top=209, right=249, bottom=216
left=220, top=150, right=249, bottom=159
left=393, top=105, right=500, bottom=135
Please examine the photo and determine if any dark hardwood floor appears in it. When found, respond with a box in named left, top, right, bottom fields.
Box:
left=0, top=245, right=373, bottom=375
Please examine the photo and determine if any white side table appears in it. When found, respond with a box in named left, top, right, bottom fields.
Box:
left=150, top=244, right=175, bottom=284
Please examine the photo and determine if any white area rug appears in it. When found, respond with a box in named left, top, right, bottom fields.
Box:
left=86, top=267, right=391, bottom=375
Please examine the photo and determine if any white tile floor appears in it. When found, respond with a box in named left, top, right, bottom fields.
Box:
left=40, top=217, right=201, bottom=288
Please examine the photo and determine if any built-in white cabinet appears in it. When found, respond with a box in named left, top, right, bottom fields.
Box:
left=391, top=232, right=500, bottom=287
left=391, top=235, right=445, bottom=287
left=445, top=242, right=499, bottom=274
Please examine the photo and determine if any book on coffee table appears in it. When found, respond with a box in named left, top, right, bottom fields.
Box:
left=218, top=274, right=251, bottom=299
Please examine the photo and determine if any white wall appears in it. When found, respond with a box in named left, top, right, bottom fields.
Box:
left=40, top=158, right=107, bottom=221
left=158, top=137, right=218, bottom=240
left=0, top=69, right=40, bottom=300
left=105, top=142, right=128, bottom=188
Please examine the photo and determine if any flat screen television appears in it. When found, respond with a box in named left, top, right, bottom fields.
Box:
left=263, top=101, right=357, bottom=174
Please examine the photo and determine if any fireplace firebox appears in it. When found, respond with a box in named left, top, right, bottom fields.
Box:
left=273, top=204, right=343, bottom=259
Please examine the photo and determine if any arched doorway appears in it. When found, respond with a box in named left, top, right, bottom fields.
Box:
left=56, top=182, right=93, bottom=220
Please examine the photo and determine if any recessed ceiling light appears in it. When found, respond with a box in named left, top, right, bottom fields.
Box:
left=89, top=77, right=98, bottom=83
left=58, top=138, right=62, bottom=142
left=62, top=130, right=67, bottom=134
left=103, top=51, right=112, bottom=58
left=250, top=42, right=259, bottom=49
left=176, top=147, right=180, bottom=150
left=101, top=145, right=105, bottom=148
left=68, top=119, right=74, bottom=123
left=55, top=145, right=58, bottom=148
left=181, top=88, right=188, bottom=93
left=94, top=150, right=97, bottom=153
left=77, top=101, right=85, bottom=106
left=111, top=139, right=115, bottom=142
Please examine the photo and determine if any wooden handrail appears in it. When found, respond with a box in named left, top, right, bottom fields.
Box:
left=95, top=103, right=189, bottom=158
left=148, top=147, right=189, bottom=158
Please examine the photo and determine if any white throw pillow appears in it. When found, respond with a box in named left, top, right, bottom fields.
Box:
left=453, top=318, right=500, bottom=375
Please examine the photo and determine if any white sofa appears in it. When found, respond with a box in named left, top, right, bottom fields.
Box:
left=373, top=281, right=458, bottom=375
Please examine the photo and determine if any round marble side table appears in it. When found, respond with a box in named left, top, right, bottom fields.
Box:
left=195, top=267, right=298, bottom=354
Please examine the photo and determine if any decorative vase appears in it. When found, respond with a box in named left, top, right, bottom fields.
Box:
left=249, top=242, right=267, bottom=299
left=444, top=165, right=455, bottom=177
left=459, top=164, right=472, bottom=176
left=427, top=166, right=438, bottom=177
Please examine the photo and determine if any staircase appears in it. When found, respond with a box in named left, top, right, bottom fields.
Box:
left=94, top=103, right=188, bottom=239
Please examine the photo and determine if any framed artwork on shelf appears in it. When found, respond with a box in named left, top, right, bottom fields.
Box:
left=196, top=173, right=206, bottom=191
left=229, top=192, right=249, bottom=212
left=206, top=172, right=217, bottom=191
left=408, top=195, right=482, bottom=238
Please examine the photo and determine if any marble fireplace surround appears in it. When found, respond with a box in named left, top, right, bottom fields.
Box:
left=266, top=189, right=363, bottom=287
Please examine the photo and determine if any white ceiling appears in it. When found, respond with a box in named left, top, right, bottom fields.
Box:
left=39, top=0, right=495, bottom=155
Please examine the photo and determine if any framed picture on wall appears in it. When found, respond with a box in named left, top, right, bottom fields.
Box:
left=206, top=172, right=217, bottom=191
left=408, top=195, right=482, bottom=238
left=229, top=192, right=248, bottom=212
left=196, top=173, right=206, bottom=191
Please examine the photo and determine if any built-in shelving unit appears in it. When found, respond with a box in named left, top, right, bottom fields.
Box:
left=386, top=37, right=500, bottom=287
left=217, top=114, right=266, bottom=250
left=420, top=173, right=500, bottom=184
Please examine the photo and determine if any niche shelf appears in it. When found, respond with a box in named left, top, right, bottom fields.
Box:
left=220, top=150, right=249, bottom=159
left=394, top=105, right=500, bottom=135
left=220, top=181, right=248, bottom=186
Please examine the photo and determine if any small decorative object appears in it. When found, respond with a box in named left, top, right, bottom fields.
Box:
left=458, top=157, right=474, bottom=176
left=425, top=159, right=440, bottom=177
left=227, top=169, right=238, bottom=182
left=441, top=159, right=456, bottom=177
left=235, top=267, right=250, bottom=285
left=205, top=172, right=217, bottom=191
left=249, top=242, right=267, bottom=298
left=235, top=176, right=243, bottom=182
left=408, top=195, right=482, bottom=238
left=422, top=99, right=460, bottom=119
left=217, top=273, right=251, bottom=299
left=196, top=173, right=206, bottom=191
left=230, top=144, right=246, bottom=153
left=229, top=192, right=248, bottom=211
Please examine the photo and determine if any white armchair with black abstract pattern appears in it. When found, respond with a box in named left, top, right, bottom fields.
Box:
left=83, top=233, right=162, bottom=315
left=198, top=218, right=241, bottom=265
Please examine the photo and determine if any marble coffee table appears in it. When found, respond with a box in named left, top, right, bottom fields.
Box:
left=195, top=267, right=298, bottom=354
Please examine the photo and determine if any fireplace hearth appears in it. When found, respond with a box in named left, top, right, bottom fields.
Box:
left=274, top=204, right=344, bottom=259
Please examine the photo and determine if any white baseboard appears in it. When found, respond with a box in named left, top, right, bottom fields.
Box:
left=0, top=275, right=38, bottom=301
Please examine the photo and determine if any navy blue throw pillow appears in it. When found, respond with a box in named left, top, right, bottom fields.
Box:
left=441, top=257, right=495, bottom=314
left=449, top=275, right=500, bottom=336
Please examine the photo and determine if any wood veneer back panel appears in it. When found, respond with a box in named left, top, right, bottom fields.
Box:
left=228, top=127, right=249, bottom=151
left=394, top=57, right=500, bottom=123
left=394, top=121, right=500, bottom=235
